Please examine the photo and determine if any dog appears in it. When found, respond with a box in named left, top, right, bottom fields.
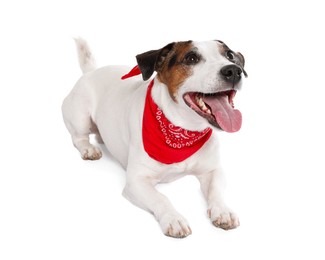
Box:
left=62, top=38, right=247, bottom=238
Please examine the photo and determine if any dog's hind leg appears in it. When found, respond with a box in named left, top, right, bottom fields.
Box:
left=93, top=125, right=104, bottom=144
left=62, top=38, right=102, bottom=160
left=62, top=90, right=102, bottom=160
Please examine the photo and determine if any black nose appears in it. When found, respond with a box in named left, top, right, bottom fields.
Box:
left=220, top=65, right=242, bottom=83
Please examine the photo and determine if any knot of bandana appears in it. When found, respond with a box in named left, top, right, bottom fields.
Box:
left=121, top=65, right=141, bottom=80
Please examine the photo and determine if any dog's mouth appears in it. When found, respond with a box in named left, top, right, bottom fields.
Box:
left=183, top=90, right=242, bottom=132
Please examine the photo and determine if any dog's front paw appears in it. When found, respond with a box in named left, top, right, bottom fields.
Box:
left=159, top=213, right=192, bottom=238
left=81, top=146, right=102, bottom=160
left=208, top=205, right=239, bottom=230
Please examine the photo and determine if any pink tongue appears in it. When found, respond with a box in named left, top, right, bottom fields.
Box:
left=203, top=94, right=242, bottom=133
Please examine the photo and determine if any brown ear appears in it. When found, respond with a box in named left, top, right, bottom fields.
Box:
left=136, top=42, right=175, bottom=81
left=237, top=52, right=245, bottom=67
left=237, top=52, right=248, bottom=77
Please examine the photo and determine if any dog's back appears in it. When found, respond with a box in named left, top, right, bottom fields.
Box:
left=62, top=39, right=147, bottom=166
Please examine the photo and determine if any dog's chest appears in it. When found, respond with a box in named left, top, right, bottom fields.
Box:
left=145, top=141, right=219, bottom=183
left=157, top=166, right=190, bottom=182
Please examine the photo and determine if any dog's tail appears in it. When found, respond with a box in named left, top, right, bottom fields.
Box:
left=74, top=37, right=97, bottom=74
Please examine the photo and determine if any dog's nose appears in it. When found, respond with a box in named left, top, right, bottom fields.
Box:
left=220, top=65, right=242, bottom=83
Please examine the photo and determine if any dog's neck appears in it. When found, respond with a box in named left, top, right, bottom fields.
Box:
left=120, top=66, right=210, bottom=132
left=151, top=78, right=210, bottom=132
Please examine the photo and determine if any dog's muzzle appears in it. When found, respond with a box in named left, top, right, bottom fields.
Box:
left=183, top=64, right=245, bottom=133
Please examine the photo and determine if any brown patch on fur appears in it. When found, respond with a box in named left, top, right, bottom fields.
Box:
left=156, top=41, right=194, bottom=101
left=217, top=41, right=228, bottom=54
left=237, top=52, right=245, bottom=67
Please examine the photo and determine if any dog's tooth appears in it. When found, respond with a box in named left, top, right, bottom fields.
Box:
left=198, top=97, right=205, bottom=107
left=201, top=98, right=208, bottom=111
left=196, top=95, right=203, bottom=105
left=198, top=98, right=205, bottom=107
left=199, top=99, right=211, bottom=113
left=195, top=94, right=212, bottom=114
left=202, top=106, right=212, bottom=114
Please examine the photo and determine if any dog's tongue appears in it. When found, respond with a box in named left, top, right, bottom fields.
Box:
left=203, top=94, right=242, bottom=132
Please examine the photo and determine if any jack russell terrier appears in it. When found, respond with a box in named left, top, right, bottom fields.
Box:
left=62, top=38, right=247, bottom=238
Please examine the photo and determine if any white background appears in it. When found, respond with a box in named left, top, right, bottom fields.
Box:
left=1, top=0, right=325, bottom=259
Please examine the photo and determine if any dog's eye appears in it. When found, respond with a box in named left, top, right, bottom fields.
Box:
left=184, top=52, right=200, bottom=65
left=226, top=50, right=235, bottom=60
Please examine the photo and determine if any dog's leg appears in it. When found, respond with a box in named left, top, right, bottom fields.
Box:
left=123, top=172, right=192, bottom=238
left=71, top=134, right=102, bottom=160
left=197, top=169, right=239, bottom=230
left=62, top=96, right=102, bottom=160
left=95, top=133, right=104, bottom=144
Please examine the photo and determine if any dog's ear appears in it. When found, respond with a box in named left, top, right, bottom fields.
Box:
left=136, top=42, right=175, bottom=81
left=237, top=52, right=245, bottom=67
left=237, top=52, right=248, bottom=77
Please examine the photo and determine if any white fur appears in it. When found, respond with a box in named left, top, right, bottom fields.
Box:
left=62, top=39, right=241, bottom=238
left=74, top=37, right=97, bottom=74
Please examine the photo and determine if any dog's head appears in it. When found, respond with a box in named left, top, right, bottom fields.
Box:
left=136, top=40, right=247, bottom=133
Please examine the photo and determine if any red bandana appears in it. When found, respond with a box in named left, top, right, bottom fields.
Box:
left=122, top=66, right=212, bottom=164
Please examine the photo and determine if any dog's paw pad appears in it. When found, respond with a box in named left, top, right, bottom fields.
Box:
left=81, top=146, right=102, bottom=160
left=208, top=206, right=240, bottom=230
left=160, top=213, right=192, bottom=238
